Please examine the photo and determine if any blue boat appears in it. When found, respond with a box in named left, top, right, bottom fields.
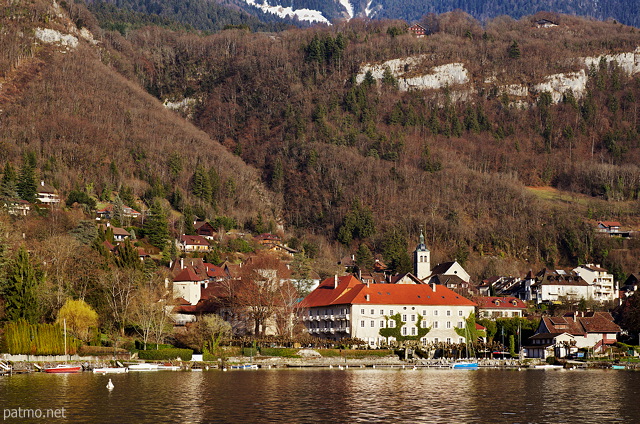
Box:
left=230, top=364, right=259, bottom=370
left=611, top=365, right=625, bottom=370
left=451, top=362, right=478, bottom=369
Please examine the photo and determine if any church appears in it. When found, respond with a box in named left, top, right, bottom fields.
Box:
left=299, top=233, right=476, bottom=347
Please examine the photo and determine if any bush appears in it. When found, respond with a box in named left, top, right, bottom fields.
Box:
left=138, top=348, right=193, bottom=361
left=317, top=349, right=393, bottom=358
left=259, top=348, right=299, bottom=357
left=242, top=347, right=258, bottom=357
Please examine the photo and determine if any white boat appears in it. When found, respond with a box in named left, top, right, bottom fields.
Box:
left=157, top=365, right=181, bottom=371
left=92, top=367, right=128, bottom=374
left=230, top=364, right=259, bottom=370
left=534, top=364, right=563, bottom=370
left=128, top=363, right=159, bottom=371
left=44, top=364, right=81, bottom=373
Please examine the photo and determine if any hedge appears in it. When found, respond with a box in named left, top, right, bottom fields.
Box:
left=78, top=345, right=129, bottom=356
left=138, top=348, right=193, bottom=361
left=317, top=349, right=393, bottom=358
left=259, top=348, right=299, bottom=358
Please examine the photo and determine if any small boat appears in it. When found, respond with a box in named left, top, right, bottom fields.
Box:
left=611, top=365, right=626, bottom=370
left=128, top=363, right=159, bottom=371
left=533, top=364, right=563, bottom=370
left=92, top=367, right=128, bottom=374
left=157, top=365, right=181, bottom=371
left=451, top=362, right=478, bottom=369
left=230, top=364, right=259, bottom=370
left=44, top=364, right=82, bottom=373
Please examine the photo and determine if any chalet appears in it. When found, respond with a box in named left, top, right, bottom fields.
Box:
left=620, top=273, right=640, bottom=298
left=534, top=19, right=558, bottom=28
left=524, top=269, right=591, bottom=304
left=111, top=227, right=131, bottom=242
left=36, top=181, right=60, bottom=204
left=477, top=276, right=522, bottom=296
left=476, top=296, right=527, bottom=319
left=178, top=235, right=210, bottom=252
left=524, top=312, right=620, bottom=358
left=300, top=275, right=476, bottom=348
left=427, top=261, right=471, bottom=283
left=194, top=220, right=216, bottom=239
left=255, top=233, right=281, bottom=247
left=408, top=23, right=427, bottom=37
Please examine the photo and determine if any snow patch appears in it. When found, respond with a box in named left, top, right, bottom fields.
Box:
left=338, top=0, right=353, bottom=20
left=35, top=28, right=78, bottom=48
left=241, top=0, right=330, bottom=25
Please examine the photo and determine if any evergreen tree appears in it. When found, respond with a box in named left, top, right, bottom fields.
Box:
left=17, top=154, right=37, bottom=203
left=114, top=239, right=142, bottom=270
left=355, top=243, right=375, bottom=272
left=508, top=41, right=521, bottom=59
left=1, top=246, right=44, bottom=323
left=191, top=164, right=212, bottom=202
left=0, top=162, right=18, bottom=200
left=145, top=199, right=169, bottom=250
left=112, top=194, right=125, bottom=227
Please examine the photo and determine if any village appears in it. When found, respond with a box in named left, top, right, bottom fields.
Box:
left=1, top=180, right=639, bottom=372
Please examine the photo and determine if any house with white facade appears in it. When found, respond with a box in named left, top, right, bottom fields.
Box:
left=178, top=234, right=210, bottom=252
left=299, top=275, right=476, bottom=348
left=36, top=181, right=60, bottom=204
left=573, top=264, right=616, bottom=303
left=476, top=296, right=527, bottom=319
left=524, top=269, right=591, bottom=304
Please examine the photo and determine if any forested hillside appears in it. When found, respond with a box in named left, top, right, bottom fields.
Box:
left=3, top=1, right=640, bottom=281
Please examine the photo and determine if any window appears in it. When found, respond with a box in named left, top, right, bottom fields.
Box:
left=369, top=320, right=374, bottom=327
left=309, top=310, right=312, bottom=316
left=422, top=310, right=427, bottom=315
left=446, top=322, right=451, bottom=329
left=380, top=321, right=385, bottom=328
left=402, top=327, right=407, bottom=335
left=380, top=310, right=384, bottom=315
left=434, top=310, right=438, bottom=316
left=371, top=309, right=375, bottom=315
left=422, top=339, right=427, bottom=346
left=411, top=315, right=416, bottom=322
left=390, top=309, right=394, bottom=315
left=446, top=338, right=451, bottom=343
left=458, top=322, right=464, bottom=328
left=446, top=310, right=451, bottom=316
left=411, top=327, right=416, bottom=335
left=434, top=338, right=439, bottom=343
left=361, top=309, right=365, bottom=314
left=458, top=310, right=463, bottom=316
left=421, top=320, right=427, bottom=328
left=402, top=314, right=407, bottom=322
left=360, top=321, right=365, bottom=327
left=389, top=320, right=395, bottom=328
left=433, top=321, right=438, bottom=329
left=459, top=338, right=464, bottom=343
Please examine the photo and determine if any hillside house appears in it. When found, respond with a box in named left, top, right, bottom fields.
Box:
left=36, top=181, right=60, bottom=204
left=96, top=204, right=141, bottom=220
left=523, top=269, right=591, bottom=304
left=194, top=220, right=216, bottom=239
left=535, top=19, right=558, bottom=28
left=300, top=275, right=476, bottom=348
left=476, top=296, right=527, bottom=319
left=3, top=199, right=30, bottom=216
left=178, top=235, right=210, bottom=252
left=596, top=221, right=630, bottom=237
left=408, top=23, right=427, bottom=37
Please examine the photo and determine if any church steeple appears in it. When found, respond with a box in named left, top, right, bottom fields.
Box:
left=414, top=228, right=430, bottom=280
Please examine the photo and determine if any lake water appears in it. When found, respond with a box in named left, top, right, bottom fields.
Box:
left=1, top=368, right=638, bottom=423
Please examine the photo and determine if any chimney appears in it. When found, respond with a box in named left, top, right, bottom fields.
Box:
left=334, top=275, right=338, bottom=289
left=40, top=180, right=45, bottom=186
left=432, top=283, right=437, bottom=292
left=365, top=294, right=370, bottom=301
left=180, top=257, right=184, bottom=270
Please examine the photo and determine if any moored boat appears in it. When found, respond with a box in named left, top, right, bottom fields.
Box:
left=230, top=364, right=259, bottom=370
left=44, top=364, right=82, bottom=373
left=451, top=362, right=478, bottom=369
left=533, top=364, right=563, bottom=370
left=611, top=365, right=626, bottom=370
left=128, top=363, right=159, bottom=371
left=92, top=367, right=128, bottom=374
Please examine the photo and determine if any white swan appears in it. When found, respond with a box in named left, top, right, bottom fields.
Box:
left=106, top=379, right=114, bottom=390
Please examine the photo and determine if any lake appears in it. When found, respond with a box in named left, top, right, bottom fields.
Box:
left=1, top=368, right=638, bottom=423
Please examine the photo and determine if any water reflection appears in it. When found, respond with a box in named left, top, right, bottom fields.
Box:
left=1, top=368, right=639, bottom=423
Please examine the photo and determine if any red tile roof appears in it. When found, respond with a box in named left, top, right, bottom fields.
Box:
left=476, top=296, right=527, bottom=309
left=598, top=221, right=621, bottom=228
left=300, top=275, right=475, bottom=308
left=174, top=267, right=204, bottom=282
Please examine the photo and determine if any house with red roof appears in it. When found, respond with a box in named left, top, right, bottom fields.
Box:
left=299, top=275, right=476, bottom=348
left=476, top=296, right=527, bottom=319
left=194, top=220, right=216, bottom=239
left=524, top=311, right=620, bottom=358
left=596, top=221, right=630, bottom=237
left=178, top=235, right=210, bottom=252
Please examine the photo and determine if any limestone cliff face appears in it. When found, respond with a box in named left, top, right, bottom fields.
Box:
left=356, top=47, right=640, bottom=105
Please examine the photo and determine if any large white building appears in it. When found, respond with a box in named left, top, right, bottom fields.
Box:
left=573, top=264, right=616, bottom=303
left=300, top=275, right=476, bottom=347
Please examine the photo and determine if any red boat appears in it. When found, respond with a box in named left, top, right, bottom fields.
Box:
left=44, top=364, right=81, bottom=373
